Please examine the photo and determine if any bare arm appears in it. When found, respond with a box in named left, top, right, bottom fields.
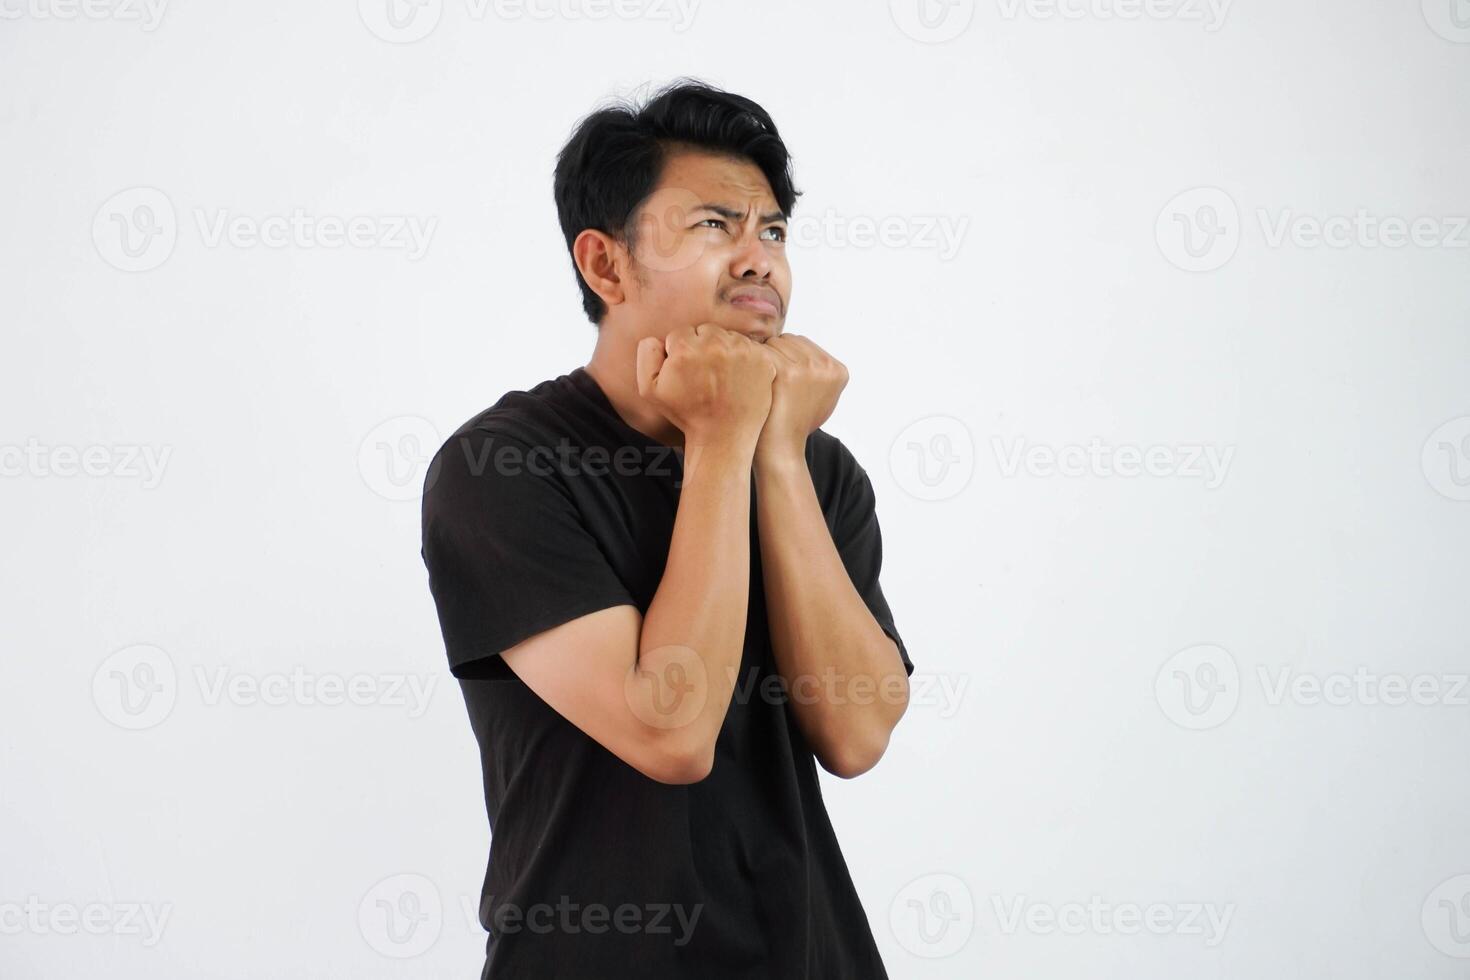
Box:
left=751, top=334, right=909, bottom=778
left=754, top=451, right=909, bottom=779
left=502, top=324, right=774, bottom=784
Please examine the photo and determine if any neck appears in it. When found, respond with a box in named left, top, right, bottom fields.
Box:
left=584, top=326, right=685, bottom=450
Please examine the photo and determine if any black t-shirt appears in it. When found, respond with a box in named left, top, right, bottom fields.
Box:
left=419, top=365, right=913, bottom=979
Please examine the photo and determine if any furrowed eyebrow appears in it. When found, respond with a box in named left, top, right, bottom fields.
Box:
left=695, top=203, right=788, bottom=224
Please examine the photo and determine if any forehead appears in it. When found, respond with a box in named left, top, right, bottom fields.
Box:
left=650, top=147, right=777, bottom=208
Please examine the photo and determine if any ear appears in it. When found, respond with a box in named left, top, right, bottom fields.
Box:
left=572, top=229, right=630, bottom=311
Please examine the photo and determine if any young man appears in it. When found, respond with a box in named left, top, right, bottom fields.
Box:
left=419, top=79, right=914, bottom=979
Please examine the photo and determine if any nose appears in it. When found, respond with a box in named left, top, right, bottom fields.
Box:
left=728, top=227, right=772, bottom=280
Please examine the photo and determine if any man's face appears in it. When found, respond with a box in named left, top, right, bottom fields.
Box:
left=618, top=148, right=790, bottom=343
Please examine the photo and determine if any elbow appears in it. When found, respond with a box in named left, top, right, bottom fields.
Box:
left=649, top=751, right=715, bottom=785
left=817, top=731, right=890, bottom=780
left=811, top=681, right=907, bottom=780
left=637, top=734, right=716, bottom=786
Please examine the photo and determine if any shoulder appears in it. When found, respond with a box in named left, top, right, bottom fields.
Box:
left=807, top=427, right=868, bottom=486
left=421, top=375, right=581, bottom=510
left=804, top=427, right=876, bottom=525
left=428, top=375, right=579, bottom=477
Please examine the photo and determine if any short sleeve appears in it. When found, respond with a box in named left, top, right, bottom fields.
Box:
left=829, top=439, right=914, bottom=678
left=420, top=424, right=637, bottom=680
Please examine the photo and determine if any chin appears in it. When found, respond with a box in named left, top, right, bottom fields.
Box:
left=732, top=316, right=780, bottom=342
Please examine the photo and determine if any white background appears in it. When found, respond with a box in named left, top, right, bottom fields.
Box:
left=4, top=0, right=1469, bottom=976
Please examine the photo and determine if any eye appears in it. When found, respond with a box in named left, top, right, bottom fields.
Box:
left=697, top=218, right=727, bottom=231
left=761, top=226, right=787, bottom=243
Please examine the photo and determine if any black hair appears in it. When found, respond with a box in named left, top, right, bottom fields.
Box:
left=553, top=78, right=801, bottom=325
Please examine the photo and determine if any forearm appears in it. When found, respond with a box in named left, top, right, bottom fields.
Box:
left=754, top=450, right=909, bottom=777
left=637, top=437, right=757, bottom=770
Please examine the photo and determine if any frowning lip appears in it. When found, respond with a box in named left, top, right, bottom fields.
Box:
left=727, top=286, right=781, bottom=317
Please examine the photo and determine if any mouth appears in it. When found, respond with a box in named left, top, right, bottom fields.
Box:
left=727, top=291, right=781, bottom=317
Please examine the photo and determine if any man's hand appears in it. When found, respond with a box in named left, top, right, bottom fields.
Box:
left=755, top=334, right=849, bottom=464
left=637, top=323, right=777, bottom=452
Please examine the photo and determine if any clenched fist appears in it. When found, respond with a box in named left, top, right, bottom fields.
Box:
left=636, top=323, right=778, bottom=451
left=754, top=334, right=848, bottom=463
